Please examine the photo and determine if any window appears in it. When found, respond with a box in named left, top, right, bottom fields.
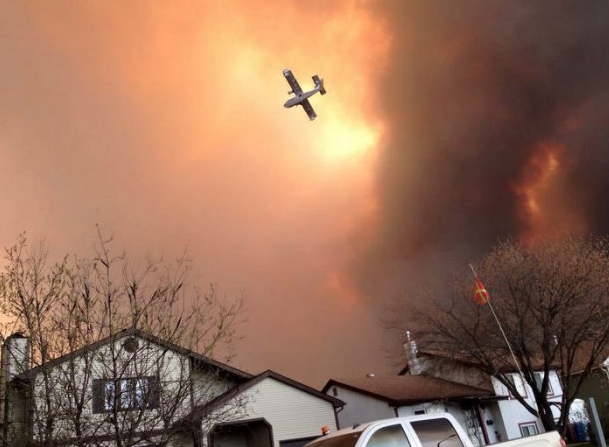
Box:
left=105, top=377, right=150, bottom=410
left=366, top=425, right=411, bottom=447
left=519, top=422, right=539, bottom=437
left=534, top=373, right=554, bottom=396
left=93, top=377, right=159, bottom=413
left=410, top=418, right=464, bottom=447
left=506, top=374, right=527, bottom=398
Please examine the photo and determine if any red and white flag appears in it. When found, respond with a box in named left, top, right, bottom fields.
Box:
left=473, top=278, right=489, bottom=305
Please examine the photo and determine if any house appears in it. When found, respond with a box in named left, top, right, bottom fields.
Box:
left=323, top=336, right=563, bottom=445
left=0, top=329, right=342, bottom=447
left=322, top=375, right=500, bottom=446
left=487, top=367, right=562, bottom=440
left=402, top=335, right=564, bottom=441
left=197, top=370, right=341, bottom=447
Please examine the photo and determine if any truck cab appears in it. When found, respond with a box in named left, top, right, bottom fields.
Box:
left=305, top=414, right=564, bottom=447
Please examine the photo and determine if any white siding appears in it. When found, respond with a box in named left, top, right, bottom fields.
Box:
left=487, top=402, right=508, bottom=443
left=330, top=385, right=395, bottom=428
left=169, top=432, right=195, bottom=447
left=28, top=336, right=194, bottom=442
left=491, top=371, right=562, bottom=440
left=192, top=368, right=237, bottom=405
left=213, top=377, right=338, bottom=447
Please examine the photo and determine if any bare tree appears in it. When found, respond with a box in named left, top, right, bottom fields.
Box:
left=0, top=230, right=247, bottom=447
left=388, top=236, right=609, bottom=435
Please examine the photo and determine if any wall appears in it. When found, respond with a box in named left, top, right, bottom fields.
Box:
left=415, top=356, right=492, bottom=391
left=484, top=403, right=507, bottom=443
left=192, top=368, right=238, bottom=406
left=27, top=335, right=195, bottom=444
left=214, top=377, right=339, bottom=447
left=329, top=385, right=396, bottom=429
left=491, top=371, right=562, bottom=440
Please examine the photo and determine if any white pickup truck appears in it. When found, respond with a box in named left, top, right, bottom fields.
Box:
left=306, top=414, right=565, bottom=447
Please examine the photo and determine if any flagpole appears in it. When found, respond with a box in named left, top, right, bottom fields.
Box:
left=469, top=264, right=524, bottom=379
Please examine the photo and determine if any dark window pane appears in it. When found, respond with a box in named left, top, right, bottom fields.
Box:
left=105, top=381, right=117, bottom=410
left=534, top=373, right=543, bottom=391
left=520, top=424, right=538, bottom=437
left=410, top=419, right=464, bottom=447
left=92, top=380, right=104, bottom=414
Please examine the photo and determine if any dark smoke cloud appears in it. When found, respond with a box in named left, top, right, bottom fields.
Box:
left=353, top=1, right=609, bottom=297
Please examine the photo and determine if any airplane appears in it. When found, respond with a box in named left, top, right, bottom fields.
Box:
left=283, top=68, right=326, bottom=120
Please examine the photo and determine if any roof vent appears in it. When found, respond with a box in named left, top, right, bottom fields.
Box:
left=123, top=337, right=139, bottom=353
left=366, top=373, right=375, bottom=377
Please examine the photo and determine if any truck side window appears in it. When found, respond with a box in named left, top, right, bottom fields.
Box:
left=410, top=419, right=464, bottom=447
left=366, top=425, right=411, bottom=447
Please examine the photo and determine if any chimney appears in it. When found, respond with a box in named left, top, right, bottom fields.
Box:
left=404, top=331, right=423, bottom=375
left=1, top=333, right=31, bottom=444
left=1, top=332, right=31, bottom=381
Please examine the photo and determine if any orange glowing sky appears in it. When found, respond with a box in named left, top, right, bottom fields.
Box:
left=0, top=0, right=392, bottom=384
left=2, top=1, right=608, bottom=385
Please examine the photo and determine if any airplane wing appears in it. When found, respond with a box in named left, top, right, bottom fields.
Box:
left=300, top=99, right=317, bottom=120
left=283, top=69, right=303, bottom=95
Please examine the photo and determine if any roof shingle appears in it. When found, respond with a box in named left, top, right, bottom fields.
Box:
left=324, top=375, right=495, bottom=405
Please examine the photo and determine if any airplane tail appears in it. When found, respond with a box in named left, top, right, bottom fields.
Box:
left=313, top=75, right=326, bottom=95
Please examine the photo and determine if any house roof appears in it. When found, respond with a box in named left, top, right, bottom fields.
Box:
left=400, top=349, right=558, bottom=375
left=16, top=327, right=252, bottom=382
left=566, top=342, right=609, bottom=376
left=322, top=375, right=496, bottom=406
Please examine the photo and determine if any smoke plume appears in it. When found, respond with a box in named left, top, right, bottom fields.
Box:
left=353, top=1, right=609, bottom=300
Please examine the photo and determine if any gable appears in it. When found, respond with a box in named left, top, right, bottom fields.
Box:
left=17, top=327, right=251, bottom=382
left=186, top=370, right=343, bottom=425
left=246, top=376, right=337, bottom=413
left=241, top=377, right=338, bottom=441
left=198, top=375, right=340, bottom=447
left=191, top=366, right=242, bottom=406
left=328, top=383, right=396, bottom=424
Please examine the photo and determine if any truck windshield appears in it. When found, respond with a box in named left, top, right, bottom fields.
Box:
left=306, top=432, right=363, bottom=447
